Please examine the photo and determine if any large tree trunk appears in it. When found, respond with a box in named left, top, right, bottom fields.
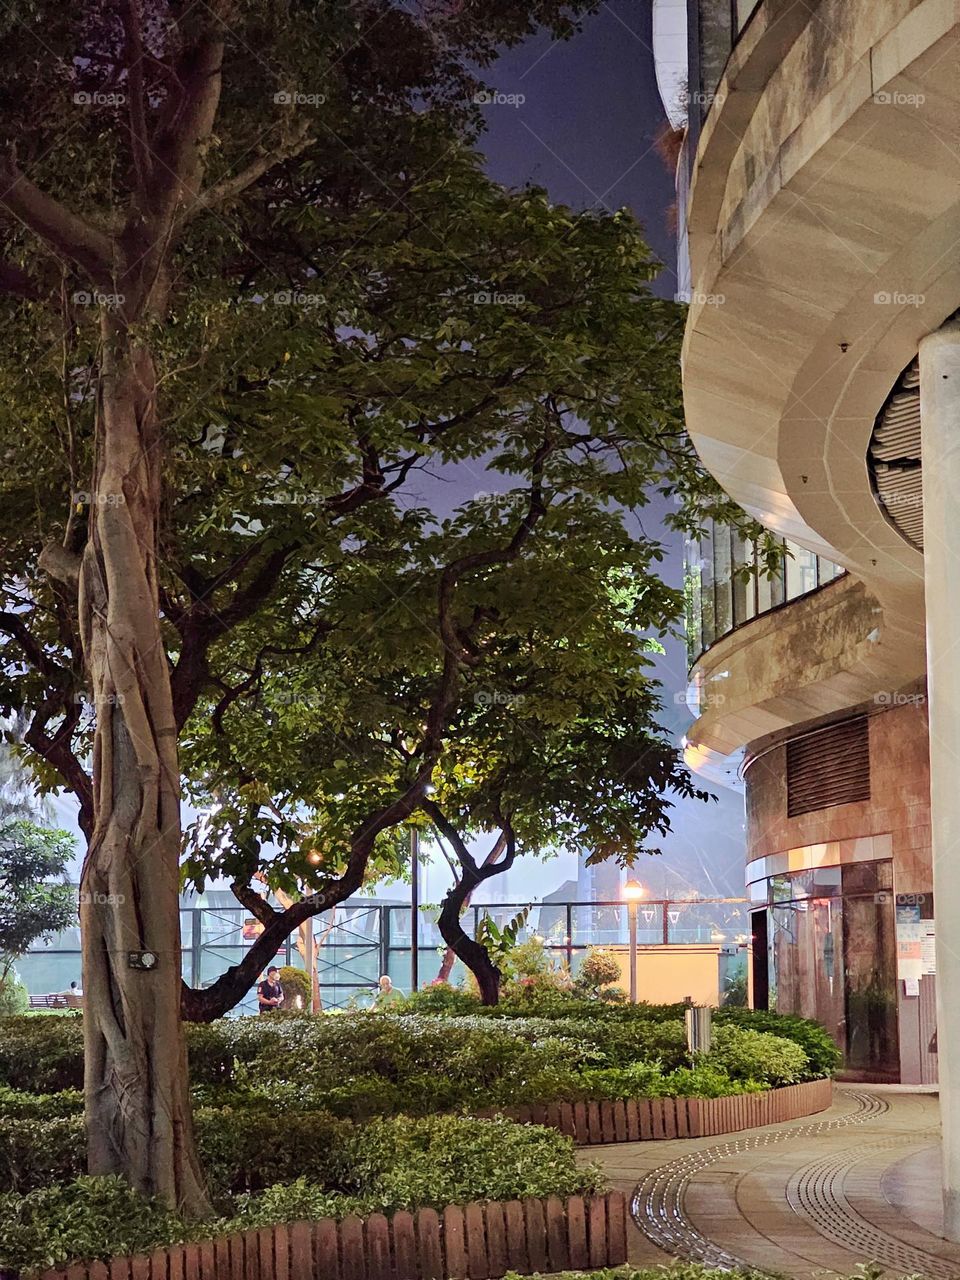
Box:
left=79, top=328, right=208, bottom=1214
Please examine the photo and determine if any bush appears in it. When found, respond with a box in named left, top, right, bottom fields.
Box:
left=0, top=1114, right=83, bottom=1189
left=337, top=1114, right=601, bottom=1210
left=398, top=982, right=483, bottom=1016
left=0, top=1116, right=599, bottom=1274
left=708, top=1025, right=808, bottom=1087
left=0, top=1015, right=84, bottom=1091
left=573, top=948, right=623, bottom=999
left=0, top=972, right=28, bottom=1015
left=277, top=966, right=312, bottom=1011
left=713, top=1009, right=841, bottom=1078
left=0, top=1176, right=188, bottom=1276
left=0, top=1085, right=83, bottom=1118
left=194, top=1106, right=351, bottom=1200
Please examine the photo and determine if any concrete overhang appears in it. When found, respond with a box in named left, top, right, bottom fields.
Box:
left=682, top=0, right=960, bottom=711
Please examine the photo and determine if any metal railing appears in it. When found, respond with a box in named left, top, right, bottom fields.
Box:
left=18, top=896, right=750, bottom=1015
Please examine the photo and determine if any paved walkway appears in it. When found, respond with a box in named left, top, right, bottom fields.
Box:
left=579, top=1088, right=959, bottom=1278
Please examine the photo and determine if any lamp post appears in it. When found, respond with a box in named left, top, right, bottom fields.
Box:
left=622, top=879, right=645, bottom=1004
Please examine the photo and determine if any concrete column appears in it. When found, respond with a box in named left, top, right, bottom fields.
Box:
left=920, top=320, right=960, bottom=1240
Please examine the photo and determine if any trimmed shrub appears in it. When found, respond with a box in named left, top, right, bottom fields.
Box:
left=0, top=1116, right=599, bottom=1274
left=0, top=1176, right=187, bottom=1277
left=0, top=1114, right=83, bottom=1189
left=277, top=966, right=312, bottom=1010
left=398, top=982, right=483, bottom=1016
left=0, top=1016, right=84, bottom=1091
left=0, top=1085, right=83, bottom=1118
left=709, top=1025, right=808, bottom=1087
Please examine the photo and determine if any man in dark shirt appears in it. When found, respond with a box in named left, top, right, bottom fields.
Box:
left=257, top=966, right=284, bottom=1015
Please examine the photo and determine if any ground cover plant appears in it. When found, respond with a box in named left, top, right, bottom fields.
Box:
left=0, top=1110, right=599, bottom=1274
left=0, top=996, right=837, bottom=1273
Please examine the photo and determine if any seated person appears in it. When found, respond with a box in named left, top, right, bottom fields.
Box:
left=257, top=966, right=284, bottom=1015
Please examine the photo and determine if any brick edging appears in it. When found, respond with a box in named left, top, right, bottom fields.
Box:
left=36, top=1190, right=628, bottom=1280
left=478, top=1077, right=834, bottom=1145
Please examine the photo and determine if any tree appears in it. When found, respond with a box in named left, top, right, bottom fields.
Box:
left=0, top=820, right=75, bottom=994
left=0, top=0, right=620, bottom=1210
left=420, top=614, right=714, bottom=1003
left=0, top=0, right=773, bottom=1207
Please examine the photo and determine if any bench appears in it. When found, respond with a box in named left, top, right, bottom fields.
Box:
left=28, top=993, right=83, bottom=1010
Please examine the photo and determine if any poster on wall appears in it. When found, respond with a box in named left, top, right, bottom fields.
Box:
left=897, top=918, right=936, bottom=993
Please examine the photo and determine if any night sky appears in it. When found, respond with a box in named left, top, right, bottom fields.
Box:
left=478, top=1, right=677, bottom=295
left=472, top=2, right=749, bottom=898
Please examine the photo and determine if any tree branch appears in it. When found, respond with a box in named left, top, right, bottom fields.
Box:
left=0, top=158, right=113, bottom=282
left=121, top=0, right=153, bottom=194
left=180, top=121, right=315, bottom=224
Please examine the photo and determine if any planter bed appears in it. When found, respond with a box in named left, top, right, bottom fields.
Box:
left=479, top=1078, right=834, bottom=1145
left=34, top=1190, right=628, bottom=1280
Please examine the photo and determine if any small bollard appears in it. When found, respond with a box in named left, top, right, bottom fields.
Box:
left=684, top=995, right=712, bottom=1055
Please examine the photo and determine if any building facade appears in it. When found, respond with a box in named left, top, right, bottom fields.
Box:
left=655, top=0, right=960, bottom=1230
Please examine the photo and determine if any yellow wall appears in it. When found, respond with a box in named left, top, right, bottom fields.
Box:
left=607, top=944, right=721, bottom=1007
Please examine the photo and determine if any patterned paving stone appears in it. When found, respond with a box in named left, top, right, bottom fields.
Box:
left=580, top=1089, right=957, bottom=1277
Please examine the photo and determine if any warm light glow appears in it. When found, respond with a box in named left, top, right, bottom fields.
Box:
left=307, top=849, right=323, bottom=865
left=622, top=879, right=645, bottom=902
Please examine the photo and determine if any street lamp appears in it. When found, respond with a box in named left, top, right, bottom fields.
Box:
left=622, top=879, right=645, bottom=1004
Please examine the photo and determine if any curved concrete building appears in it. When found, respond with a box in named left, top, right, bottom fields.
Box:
left=665, top=0, right=960, bottom=1235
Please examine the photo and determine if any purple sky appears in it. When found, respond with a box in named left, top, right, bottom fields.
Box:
left=471, top=4, right=749, bottom=895
left=477, top=0, right=677, bottom=297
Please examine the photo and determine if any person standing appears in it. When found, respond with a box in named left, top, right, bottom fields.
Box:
left=257, top=966, right=284, bottom=1015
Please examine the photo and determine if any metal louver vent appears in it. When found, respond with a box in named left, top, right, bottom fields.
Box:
left=869, top=358, right=922, bottom=551
left=786, top=717, right=870, bottom=818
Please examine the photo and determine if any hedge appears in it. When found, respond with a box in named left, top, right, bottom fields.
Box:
left=0, top=1104, right=601, bottom=1202
left=0, top=1116, right=601, bottom=1274
left=0, top=1007, right=833, bottom=1121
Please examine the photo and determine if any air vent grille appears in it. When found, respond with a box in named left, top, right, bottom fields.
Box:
left=786, top=717, right=870, bottom=817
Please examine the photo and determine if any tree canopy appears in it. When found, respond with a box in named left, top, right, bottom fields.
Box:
left=0, top=0, right=771, bottom=1205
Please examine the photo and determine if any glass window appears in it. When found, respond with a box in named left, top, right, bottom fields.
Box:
left=683, top=538, right=703, bottom=666
left=818, top=557, right=843, bottom=584
left=757, top=539, right=785, bottom=612
left=731, top=533, right=757, bottom=626
left=700, top=524, right=716, bottom=649
left=714, top=524, right=733, bottom=638
left=785, top=541, right=818, bottom=600
left=765, top=860, right=899, bottom=1081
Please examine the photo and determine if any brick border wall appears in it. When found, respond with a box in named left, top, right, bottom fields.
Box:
left=37, top=1190, right=628, bottom=1280
left=481, top=1077, right=834, bottom=1145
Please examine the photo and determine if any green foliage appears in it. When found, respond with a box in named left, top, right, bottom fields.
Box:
left=0, top=1113, right=83, bottom=1189
left=0, top=970, right=27, bottom=1015
left=398, top=983, right=483, bottom=1016
left=475, top=908, right=531, bottom=968
left=0, top=822, right=75, bottom=979
left=0, top=0, right=752, bottom=1008
left=0, top=1176, right=188, bottom=1277
left=709, top=1025, right=808, bottom=1087
left=194, top=1107, right=350, bottom=1199
left=0, top=1002, right=835, bottom=1126
left=0, top=1085, right=82, bottom=1118
left=713, top=1009, right=842, bottom=1078
left=0, top=1015, right=84, bottom=1091
left=0, top=1115, right=597, bottom=1272
left=573, top=948, right=623, bottom=998
left=277, top=966, right=312, bottom=1011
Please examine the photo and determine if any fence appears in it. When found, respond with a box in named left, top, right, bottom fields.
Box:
left=19, top=897, right=750, bottom=1014
left=36, top=1191, right=629, bottom=1280
left=478, top=1078, right=834, bottom=1144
